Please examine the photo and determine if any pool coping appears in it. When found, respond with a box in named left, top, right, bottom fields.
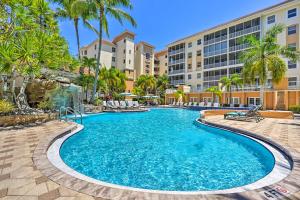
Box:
left=33, top=116, right=300, bottom=200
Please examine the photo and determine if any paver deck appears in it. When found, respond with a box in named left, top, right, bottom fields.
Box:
left=0, top=117, right=299, bottom=200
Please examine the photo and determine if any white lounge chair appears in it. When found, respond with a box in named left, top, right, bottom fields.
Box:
left=199, top=102, right=205, bottom=107
left=133, top=101, right=140, bottom=108
left=107, top=101, right=117, bottom=109
left=213, top=103, right=219, bottom=107
left=103, top=101, right=107, bottom=109
left=126, top=101, right=134, bottom=109
left=176, top=102, right=180, bottom=106
left=188, top=102, right=193, bottom=106
left=119, top=101, right=127, bottom=109
left=114, top=101, right=121, bottom=109
left=206, top=102, right=212, bottom=107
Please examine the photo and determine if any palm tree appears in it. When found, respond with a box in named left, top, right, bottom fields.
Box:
left=82, top=57, right=97, bottom=74
left=156, top=74, right=169, bottom=94
left=206, top=86, right=222, bottom=104
left=241, top=24, right=300, bottom=108
left=89, top=0, right=137, bottom=102
left=220, top=74, right=243, bottom=104
left=175, top=89, right=185, bottom=103
left=52, top=0, right=91, bottom=60
left=136, top=75, right=156, bottom=95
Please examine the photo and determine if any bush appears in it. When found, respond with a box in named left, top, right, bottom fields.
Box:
left=93, top=98, right=103, bottom=106
left=0, top=100, right=15, bottom=114
left=288, top=105, right=300, bottom=114
left=38, top=100, right=54, bottom=111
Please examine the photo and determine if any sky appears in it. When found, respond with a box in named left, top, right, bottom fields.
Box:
left=57, top=0, right=284, bottom=56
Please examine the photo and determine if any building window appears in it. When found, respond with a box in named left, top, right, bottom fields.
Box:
left=197, top=84, right=201, bottom=91
left=129, top=50, right=131, bottom=54
left=197, top=50, right=202, bottom=56
left=112, top=47, right=116, bottom=52
left=123, top=59, right=126, bottom=64
left=188, top=42, right=192, bottom=48
left=123, top=49, right=126, bottom=54
left=288, top=61, right=297, bottom=69
left=165, top=55, right=168, bottom=58
left=197, top=62, right=201, bottom=68
left=188, top=52, right=192, bottom=58
left=188, top=74, right=192, bottom=79
left=145, top=53, right=150, bottom=59
left=197, top=73, right=201, bottom=79
left=231, top=97, right=240, bottom=104
left=288, top=25, right=297, bottom=35
left=165, top=63, right=167, bottom=66
left=124, top=39, right=126, bottom=43
left=188, top=64, right=192, bottom=69
left=94, top=45, right=97, bottom=50
left=129, top=59, right=131, bottom=64
left=112, top=57, right=115, bottom=62
left=288, top=43, right=297, bottom=51
left=94, top=54, right=96, bottom=58
left=248, top=97, right=260, bottom=106
left=197, top=39, right=202, bottom=45
left=84, top=50, right=87, bottom=55
left=288, top=8, right=297, bottom=18
left=288, top=77, right=297, bottom=87
left=267, top=15, right=275, bottom=24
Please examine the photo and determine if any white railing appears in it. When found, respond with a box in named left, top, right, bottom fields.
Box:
left=229, top=43, right=251, bottom=52
left=204, top=61, right=228, bottom=69
left=168, top=69, right=185, bottom=75
left=203, top=75, right=227, bottom=81
left=229, top=25, right=260, bottom=39
left=204, top=48, right=227, bottom=57
left=170, top=80, right=185, bottom=85
left=59, top=106, right=83, bottom=124
left=204, top=35, right=227, bottom=46
left=168, top=48, right=185, bottom=56
left=229, top=60, right=243, bottom=65
left=169, top=59, right=185, bottom=65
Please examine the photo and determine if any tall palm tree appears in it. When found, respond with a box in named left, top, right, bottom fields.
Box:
left=136, top=75, right=156, bottom=95
left=52, top=0, right=91, bottom=60
left=206, top=86, right=222, bottom=104
left=241, top=24, right=300, bottom=108
left=82, top=57, right=97, bottom=74
left=89, top=0, right=137, bottom=102
left=220, top=74, right=243, bottom=104
left=175, top=89, right=185, bottom=103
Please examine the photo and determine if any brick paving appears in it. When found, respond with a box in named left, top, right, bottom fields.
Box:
left=0, top=118, right=299, bottom=199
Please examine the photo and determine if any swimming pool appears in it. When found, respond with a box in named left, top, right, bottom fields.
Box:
left=59, top=108, right=276, bottom=192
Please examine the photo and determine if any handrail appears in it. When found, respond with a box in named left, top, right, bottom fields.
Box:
left=59, top=106, right=83, bottom=124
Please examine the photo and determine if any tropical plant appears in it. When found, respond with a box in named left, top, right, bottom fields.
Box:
left=205, top=86, right=222, bottom=104
left=135, top=75, right=156, bottom=95
left=52, top=0, right=92, bottom=60
left=37, top=100, right=54, bottom=111
left=174, top=89, right=185, bottom=102
left=220, top=74, right=243, bottom=104
left=82, top=57, right=97, bottom=74
left=76, top=74, right=94, bottom=102
left=156, top=74, right=169, bottom=97
left=0, top=100, right=15, bottom=114
left=288, top=105, right=300, bottom=114
left=241, top=24, right=300, bottom=108
left=89, top=0, right=137, bottom=102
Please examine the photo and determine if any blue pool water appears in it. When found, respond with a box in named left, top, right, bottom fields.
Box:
left=60, top=108, right=275, bottom=191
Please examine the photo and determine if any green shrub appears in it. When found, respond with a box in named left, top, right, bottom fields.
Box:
left=38, top=100, right=54, bottom=111
left=288, top=105, right=300, bottom=114
left=93, top=98, right=103, bottom=106
left=0, top=100, right=15, bottom=114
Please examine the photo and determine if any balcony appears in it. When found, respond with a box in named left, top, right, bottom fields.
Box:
left=203, top=75, right=227, bottom=81
left=229, top=43, right=250, bottom=52
left=204, top=61, right=228, bottom=69
left=168, top=48, right=185, bottom=56
left=204, top=35, right=227, bottom=46
left=169, top=59, right=185, bottom=65
left=229, top=60, right=243, bottom=65
left=168, top=69, right=185, bottom=75
left=170, top=79, right=185, bottom=85
left=288, top=81, right=300, bottom=90
left=204, top=49, right=227, bottom=57
left=229, top=25, right=260, bottom=39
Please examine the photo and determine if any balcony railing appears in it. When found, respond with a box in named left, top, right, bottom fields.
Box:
left=229, top=60, right=243, bottom=65
left=169, top=59, right=185, bottom=65
left=229, top=25, right=260, bottom=39
left=204, top=61, right=228, bottom=69
left=170, top=79, right=185, bottom=85
left=168, top=48, right=185, bottom=56
left=204, top=48, right=227, bottom=57
left=229, top=43, right=251, bottom=52
left=204, top=35, right=227, bottom=46
left=203, top=75, right=227, bottom=81
left=168, top=69, right=185, bottom=75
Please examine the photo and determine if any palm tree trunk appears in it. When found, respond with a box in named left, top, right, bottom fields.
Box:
left=229, top=87, right=232, bottom=105
left=74, top=18, right=81, bottom=61
left=11, top=67, right=17, bottom=102
left=260, top=84, right=265, bottom=109
left=19, top=76, right=29, bottom=95
left=91, top=8, right=104, bottom=103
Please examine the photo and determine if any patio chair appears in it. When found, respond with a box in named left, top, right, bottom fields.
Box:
left=183, top=102, right=188, bottom=107
left=224, top=105, right=264, bottom=123
left=107, top=101, right=117, bottom=110
left=114, top=101, right=121, bottom=109
left=133, top=101, right=140, bottom=109
left=103, top=101, right=107, bottom=110
left=126, top=101, right=134, bottom=109
left=213, top=103, right=219, bottom=107
left=176, top=102, right=180, bottom=107
left=119, top=101, right=127, bottom=109
left=192, top=102, right=198, bottom=107
left=188, top=102, right=193, bottom=106
left=199, top=102, right=205, bottom=107
left=206, top=102, right=212, bottom=107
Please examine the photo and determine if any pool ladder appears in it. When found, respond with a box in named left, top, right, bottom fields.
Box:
left=59, top=106, right=83, bottom=124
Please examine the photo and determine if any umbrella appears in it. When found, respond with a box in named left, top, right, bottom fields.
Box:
left=119, top=92, right=132, bottom=96
left=129, top=94, right=137, bottom=97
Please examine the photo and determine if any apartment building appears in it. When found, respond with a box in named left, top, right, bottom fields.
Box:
left=154, top=50, right=168, bottom=77
left=80, top=31, right=158, bottom=93
left=166, top=0, right=300, bottom=109
left=134, top=42, right=155, bottom=77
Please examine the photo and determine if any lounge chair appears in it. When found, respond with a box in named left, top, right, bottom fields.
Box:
left=133, top=101, right=140, bottom=108
left=192, top=102, right=198, bottom=107
left=119, top=101, right=127, bottom=109
left=188, top=102, right=193, bottom=106
left=206, top=102, right=212, bottom=107
left=183, top=102, right=188, bottom=107
left=126, top=101, right=134, bottom=109
left=213, top=103, right=219, bottom=107
left=114, top=101, right=121, bottom=109
left=107, top=101, right=117, bottom=110
left=224, top=105, right=264, bottom=123
left=103, top=101, right=107, bottom=109
left=176, top=102, right=180, bottom=107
